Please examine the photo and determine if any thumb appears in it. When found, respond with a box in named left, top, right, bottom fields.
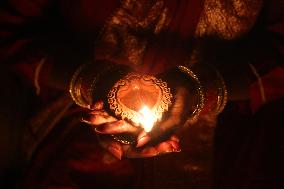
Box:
left=136, top=131, right=151, bottom=147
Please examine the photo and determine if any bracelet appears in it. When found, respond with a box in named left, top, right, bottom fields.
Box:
left=178, top=65, right=205, bottom=119
left=69, top=62, right=116, bottom=109
left=34, top=57, right=46, bottom=96
left=69, top=63, right=90, bottom=109
left=178, top=64, right=228, bottom=118
left=248, top=63, right=266, bottom=104
left=210, top=65, right=228, bottom=115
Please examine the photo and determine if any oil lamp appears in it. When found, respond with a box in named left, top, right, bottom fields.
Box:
left=107, top=72, right=173, bottom=144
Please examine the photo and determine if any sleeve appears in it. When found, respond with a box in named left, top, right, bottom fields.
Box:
left=208, top=0, right=284, bottom=113
left=0, top=0, right=55, bottom=94
left=141, top=0, right=204, bottom=74
left=0, top=0, right=86, bottom=97
left=246, top=0, right=284, bottom=112
left=0, top=0, right=53, bottom=63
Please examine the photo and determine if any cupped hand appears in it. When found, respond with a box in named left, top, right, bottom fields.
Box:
left=136, top=87, right=191, bottom=148
left=82, top=101, right=181, bottom=160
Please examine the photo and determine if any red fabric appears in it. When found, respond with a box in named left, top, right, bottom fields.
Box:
left=0, top=0, right=120, bottom=92
left=59, top=0, right=120, bottom=33
left=166, top=0, right=204, bottom=39
left=246, top=0, right=284, bottom=112
left=250, top=66, right=284, bottom=113
left=22, top=111, right=134, bottom=189
left=0, top=0, right=50, bottom=62
left=0, top=0, right=284, bottom=188
left=141, top=0, right=204, bottom=74
left=247, top=0, right=284, bottom=74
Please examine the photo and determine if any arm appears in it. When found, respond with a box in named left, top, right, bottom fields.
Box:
left=194, top=0, right=283, bottom=111
left=0, top=0, right=92, bottom=95
left=0, top=0, right=58, bottom=95
left=220, top=0, right=284, bottom=111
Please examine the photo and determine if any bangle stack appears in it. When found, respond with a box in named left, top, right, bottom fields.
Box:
left=178, top=64, right=228, bottom=120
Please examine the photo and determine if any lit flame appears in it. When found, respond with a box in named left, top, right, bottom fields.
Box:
left=138, top=106, right=156, bottom=132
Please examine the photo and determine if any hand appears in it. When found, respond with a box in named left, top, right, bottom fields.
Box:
left=136, top=87, right=191, bottom=147
left=82, top=101, right=181, bottom=160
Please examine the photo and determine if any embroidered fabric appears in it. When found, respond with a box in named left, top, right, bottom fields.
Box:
left=95, top=0, right=264, bottom=69
left=96, top=0, right=170, bottom=66
left=195, top=0, right=263, bottom=39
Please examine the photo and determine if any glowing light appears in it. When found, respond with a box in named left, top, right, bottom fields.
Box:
left=138, top=106, right=156, bottom=132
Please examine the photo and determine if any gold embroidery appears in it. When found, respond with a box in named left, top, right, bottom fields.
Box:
left=195, top=0, right=263, bottom=39
left=96, top=0, right=170, bottom=66
left=96, top=0, right=264, bottom=67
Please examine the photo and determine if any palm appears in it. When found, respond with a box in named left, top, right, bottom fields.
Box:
left=82, top=101, right=181, bottom=159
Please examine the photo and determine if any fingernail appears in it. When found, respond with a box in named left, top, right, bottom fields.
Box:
left=171, top=142, right=181, bottom=152
left=81, top=113, right=95, bottom=121
left=141, top=148, right=158, bottom=157
left=136, top=136, right=150, bottom=147
left=170, top=141, right=180, bottom=151
left=94, top=127, right=105, bottom=134
left=171, top=143, right=181, bottom=152
left=162, top=148, right=181, bottom=155
left=81, top=118, right=93, bottom=125
left=108, top=146, right=122, bottom=160
left=172, top=148, right=181, bottom=153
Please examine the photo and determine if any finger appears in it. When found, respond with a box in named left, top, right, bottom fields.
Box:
left=95, top=120, right=140, bottom=134
left=90, top=101, right=104, bottom=110
left=158, top=118, right=179, bottom=134
left=98, top=135, right=123, bottom=160
left=155, top=141, right=174, bottom=154
left=167, top=140, right=181, bottom=152
left=82, top=113, right=117, bottom=125
left=136, top=131, right=151, bottom=147
left=171, top=87, right=188, bottom=117
left=89, top=110, right=109, bottom=116
left=135, top=134, right=181, bottom=155
left=98, top=135, right=157, bottom=159
left=156, top=139, right=181, bottom=153
left=157, top=87, right=188, bottom=132
left=125, top=141, right=179, bottom=158
left=136, top=130, right=180, bottom=148
left=124, top=146, right=159, bottom=158
left=97, top=135, right=152, bottom=159
left=170, top=134, right=180, bottom=142
left=124, top=140, right=181, bottom=158
left=107, top=143, right=123, bottom=160
left=145, top=139, right=180, bottom=156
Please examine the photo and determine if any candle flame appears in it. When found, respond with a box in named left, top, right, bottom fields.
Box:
left=139, top=106, right=156, bottom=132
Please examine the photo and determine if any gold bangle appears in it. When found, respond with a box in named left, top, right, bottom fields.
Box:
left=211, top=66, right=228, bottom=115
left=177, top=65, right=205, bottom=119
left=111, top=134, right=135, bottom=145
left=69, top=63, right=90, bottom=109
left=178, top=65, right=228, bottom=117
left=248, top=63, right=266, bottom=104
left=34, top=57, right=46, bottom=96
left=69, top=63, right=115, bottom=109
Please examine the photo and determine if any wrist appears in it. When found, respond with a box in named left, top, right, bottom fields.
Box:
left=178, top=64, right=228, bottom=118
left=69, top=60, right=129, bottom=109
